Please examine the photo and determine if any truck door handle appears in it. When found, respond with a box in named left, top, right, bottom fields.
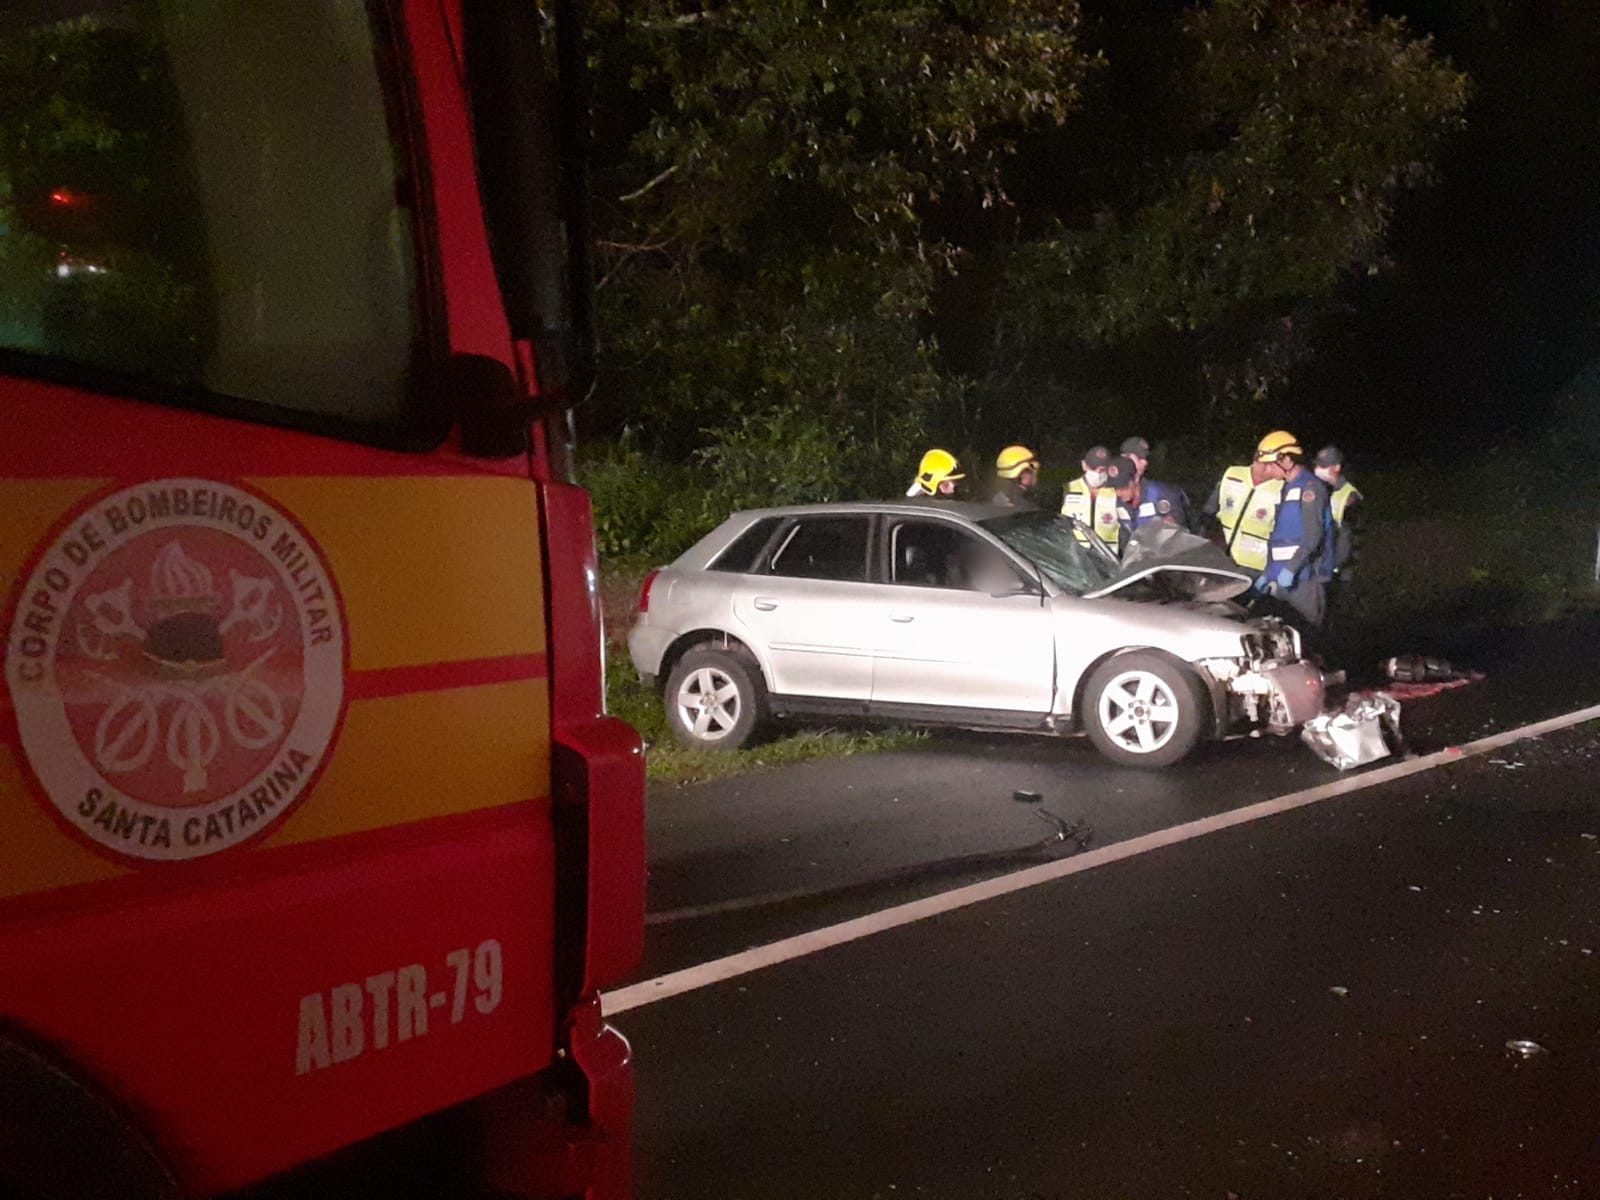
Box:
left=890, top=614, right=915, bottom=623
left=753, top=597, right=778, bottom=611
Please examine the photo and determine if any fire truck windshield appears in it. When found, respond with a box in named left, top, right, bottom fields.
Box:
left=0, top=3, right=420, bottom=426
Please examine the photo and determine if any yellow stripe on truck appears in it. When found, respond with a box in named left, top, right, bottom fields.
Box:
left=265, top=678, right=550, bottom=849
left=250, top=477, right=547, bottom=671
left=0, top=480, right=110, bottom=592
left=1, top=474, right=551, bottom=902
left=0, top=744, right=125, bottom=900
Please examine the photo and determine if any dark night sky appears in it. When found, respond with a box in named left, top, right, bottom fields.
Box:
left=1302, top=0, right=1600, bottom=453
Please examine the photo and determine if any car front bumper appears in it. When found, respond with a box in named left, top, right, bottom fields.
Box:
left=1199, top=657, right=1327, bottom=735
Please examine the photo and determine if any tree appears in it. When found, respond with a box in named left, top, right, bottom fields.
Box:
left=580, top=1, right=1468, bottom=555
left=584, top=0, right=1095, bottom=512
left=973, top=0, right=1470, bottom=450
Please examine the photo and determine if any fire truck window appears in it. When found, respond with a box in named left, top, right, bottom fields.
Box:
left=0, top=3, right=418, bottom=427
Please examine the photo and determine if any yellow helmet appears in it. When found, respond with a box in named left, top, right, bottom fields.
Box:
left=994, top=444, right=1040, bottom=480
left=912, top=448, right=964, bottom=494
left=1255, top=429, right=1304, bottom=461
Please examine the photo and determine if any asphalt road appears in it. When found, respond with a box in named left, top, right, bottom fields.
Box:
left=617, top=616, right=1600, bottom=1199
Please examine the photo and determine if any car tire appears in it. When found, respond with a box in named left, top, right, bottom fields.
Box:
left=664, top=646, right=767, bottom=752
left=1083, top=651, right=1207, bottom=768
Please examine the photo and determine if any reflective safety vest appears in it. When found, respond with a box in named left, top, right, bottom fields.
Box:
left=1215, top=465, right=1281, bottom=571
left=1061, top=477, right=1120, bottom=548
left=1116, top=479, right=1184, bottom=537
left=1268, top=468, right=1336, bottom=583
left=1329, top=480, right=1361, bottom=525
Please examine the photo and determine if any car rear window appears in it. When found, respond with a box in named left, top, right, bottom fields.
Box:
left=767, top=516, right=870, bottom=582
left=707, top=516, right=782, bottom=573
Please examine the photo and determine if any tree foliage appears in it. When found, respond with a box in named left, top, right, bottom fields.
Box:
left=584, top=0, right=1093, bottom=516
left=581, top=1, right=1468, bottom=557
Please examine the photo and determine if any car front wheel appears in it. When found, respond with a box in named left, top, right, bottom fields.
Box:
left=1083, top=651, right=1206, bottom=768
left=664, top=646, right=767, bottom=751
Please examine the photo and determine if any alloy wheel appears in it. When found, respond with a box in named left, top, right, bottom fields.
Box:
left=1096, top=669, right=1181, bottom=755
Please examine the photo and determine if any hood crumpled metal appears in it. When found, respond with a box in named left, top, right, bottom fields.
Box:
left=1082, top=524, right=1254, bottom=603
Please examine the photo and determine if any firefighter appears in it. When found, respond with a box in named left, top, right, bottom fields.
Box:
left=1313, top=445, right=1362, bottom=577
left=1202, top=431, right=1290, bottom=572
left=906, top=448, right=964, bottom=499
left=1113, top=457, right=1186, bottom=552
left=1254, top=435, right=1335, bottom=628
left=1060, top=445, right=1123, bottom=551
left=989, top=444, right=1041, bottom=509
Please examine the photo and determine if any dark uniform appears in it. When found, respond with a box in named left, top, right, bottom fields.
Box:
left=1115, top=478, right=1185, bottom=551
left=1262, top=465, right=1334, bottom=627
left=989, top=477, right=1039, bottom=510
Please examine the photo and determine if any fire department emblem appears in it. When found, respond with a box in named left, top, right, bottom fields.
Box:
left=6, top=479, right=345, bottom=861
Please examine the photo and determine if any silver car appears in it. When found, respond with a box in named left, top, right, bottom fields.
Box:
left=627, top=501, right=1324, bottom=767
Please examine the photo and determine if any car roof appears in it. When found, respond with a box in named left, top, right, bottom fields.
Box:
left=728, top=499, right=1019, bottom=521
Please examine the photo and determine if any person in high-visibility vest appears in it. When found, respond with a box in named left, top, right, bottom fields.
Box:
left=1313, top=445, right=1362, bottom=575
left=1060, top=445, right=1123, bottom=551
left=989, top=444, right=1041, bottom=509
left=1201, top=432, right=1290, bottom=570
left=1253, top=434, right=1334, bottom=627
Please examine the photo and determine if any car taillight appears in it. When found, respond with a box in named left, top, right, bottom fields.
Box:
left=638, top=568, right=661, bottom=615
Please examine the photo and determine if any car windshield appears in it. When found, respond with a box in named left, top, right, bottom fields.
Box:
left=979, top=510, right=1119, bottom=595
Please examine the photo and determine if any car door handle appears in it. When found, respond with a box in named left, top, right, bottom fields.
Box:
left=890, top=613, right=915, bottom=623
left=753, top=597, right=779, bottom=611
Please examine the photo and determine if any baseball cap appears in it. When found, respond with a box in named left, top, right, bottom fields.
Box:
left=1105, top=456, right=1138, bottom=488
left=1120, top=436, right=1151, bottom=459
left=1082, top=445, right=1113, bottom=470
left=1314, top=445, right=1344, bottom=468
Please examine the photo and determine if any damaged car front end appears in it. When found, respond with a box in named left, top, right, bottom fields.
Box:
left=1081, top=523, right=1327, bottom=740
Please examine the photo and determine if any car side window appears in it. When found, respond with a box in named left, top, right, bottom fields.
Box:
left=766, top=517, right=870, bottom=582
left=707, top=516, right=782, bottom=573
left=891, top=521, right=1025, bottom=592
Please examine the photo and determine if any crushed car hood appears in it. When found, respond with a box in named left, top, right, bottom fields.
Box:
left=1081, top=525, right=1254, bottom=603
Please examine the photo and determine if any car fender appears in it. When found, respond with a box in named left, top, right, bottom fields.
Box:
left=657, top=627, right=777, bottom=695
left=1050, top=594, right=1243, bottom=718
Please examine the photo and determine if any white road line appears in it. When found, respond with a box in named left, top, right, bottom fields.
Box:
left=603, top=700, right=1600, bottom=1015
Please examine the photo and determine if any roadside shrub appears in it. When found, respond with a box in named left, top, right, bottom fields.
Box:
left=582, top=443, right=709, bottom=562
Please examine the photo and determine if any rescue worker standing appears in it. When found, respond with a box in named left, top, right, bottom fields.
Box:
left=1313, top=445, right=1362, bottom=579
left=989, top=445, right=1041, bottom=509
left=906, top=448, right=965, bottom=500
left=1255, top=436, right=1334, bottom=628
left=1203, top=432, right=1291, bottom=572
left=1116, top=436, right=1189, bottom=541
left=1061, top=445, right=1122, bottom=550
left=1112, top=458, right=1185, bottom=551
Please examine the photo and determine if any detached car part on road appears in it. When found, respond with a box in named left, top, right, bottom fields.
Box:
left=628, top=503, right=1324, bottom=767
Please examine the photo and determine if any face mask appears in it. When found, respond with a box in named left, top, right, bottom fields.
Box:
left=1315, top=467, right=1338, bottom=486
left=1083, top=470, right=1108, bottom=489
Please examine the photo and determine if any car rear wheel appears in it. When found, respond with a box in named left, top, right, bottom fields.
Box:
left=1083, top=651, right=1206, bottom=768
left=664, top=647, right=767, bottom=751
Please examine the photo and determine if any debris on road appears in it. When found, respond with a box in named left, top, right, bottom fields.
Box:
left=1504, top=1039, right=1547, bottom=1060
left=1329, top=986, right=1349, bottom=997
left=1013, top=789, right=1042, bottom=804
left=1377, top=654, right=1485, bottom=701
left=1302, top=692, right=1404, bottom=770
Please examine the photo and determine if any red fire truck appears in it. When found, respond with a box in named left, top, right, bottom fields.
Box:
left=0, top=3, right=644, bottom=1196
